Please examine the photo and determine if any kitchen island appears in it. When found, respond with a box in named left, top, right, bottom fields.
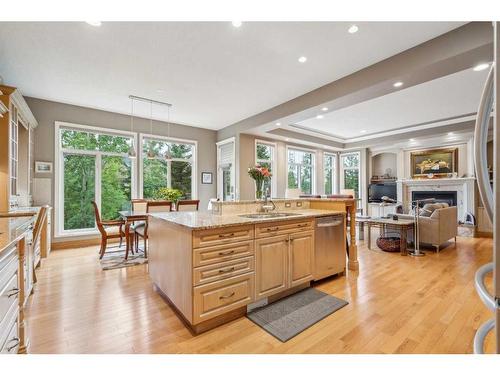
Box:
left=148, top=200, right=349, bottom=333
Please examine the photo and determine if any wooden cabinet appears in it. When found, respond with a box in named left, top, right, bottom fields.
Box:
left=255, top=235, right=289, bottom=299
left=289, top=231, right=314, bottom=288
left=255, top=221, right=315, bottom=298
left=0, top=85, right=38, bottom=212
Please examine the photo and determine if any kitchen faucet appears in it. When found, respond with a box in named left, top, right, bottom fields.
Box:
left=260, top=188, right=276, bottom=213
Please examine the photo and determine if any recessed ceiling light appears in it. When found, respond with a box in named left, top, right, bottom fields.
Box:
left=393, top=81, right=403, bottom=88
left=316, top=115, right=324, bottom=119
left=85, top=21, right=102, bottom=27
left=231, top=21, right=242, bottom=28
left=285, top=138, right=290, bottom=141
left=360, top=130, right=367, bottom=133
left=448, top=132, right=454, bottom=136
left=348, top=24, right=359, bottom=34
left=276, top=122, right=281, bottom=126
left=473, top=63, right=489, bottom=72
left=321, top=107, right=328, bottom=111
left=409, top=138, right=415, bottom=142
left=298, top=56, right=307, bottom=63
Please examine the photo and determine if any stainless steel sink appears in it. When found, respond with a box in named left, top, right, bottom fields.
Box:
left=238, top=212, right=302, bottom=219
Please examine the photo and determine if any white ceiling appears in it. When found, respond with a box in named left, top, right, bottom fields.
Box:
left=295, top=67, right=489, bottom=140
left=0, top=21, right=464, bottom=130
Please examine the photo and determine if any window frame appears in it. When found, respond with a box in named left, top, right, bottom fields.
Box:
left=54, top=121, right=138, bottom=238
left=323, top=152, right=337, bottom=195
left=139, top=133, right=198, bottom=200
left=286, top=145, right=316, bottom=195
left=216, top=137, right=236, bottom=201
left=340, top=151, right=361, bottom=199
left=254, top=139, right=277, bottom=198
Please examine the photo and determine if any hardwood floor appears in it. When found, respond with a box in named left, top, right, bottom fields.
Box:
left=25, top=235, right=496, bottom=354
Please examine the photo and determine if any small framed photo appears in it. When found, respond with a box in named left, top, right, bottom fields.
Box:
left=201, top=172, right=213, bottom=184
left=35, top=161, right=53, bottom=174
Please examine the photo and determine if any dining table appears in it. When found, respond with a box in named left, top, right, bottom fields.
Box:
left=118, top=210, right=149, bottom=260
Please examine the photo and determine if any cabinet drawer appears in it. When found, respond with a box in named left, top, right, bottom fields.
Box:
left=0, top=272, right=19, bottom=324
left=0, top=301, right=19, bottom=353
left=193, top=240, right=254, bottom=267
left=255, top=219, right=314, bottom=238
left=193, top=225, right=254, bottom=248
left=193, top=273, right=254, bottom=324
left=0, top=318, right=19, bottom=354
left=193, top=256, right=254, bottom=286
left=0, top=246, right=17, bottom=277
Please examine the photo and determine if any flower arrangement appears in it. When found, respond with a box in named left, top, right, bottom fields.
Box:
left=248, top=165, right=272, bottom=199
left=154, top=187, right=183, bottom=205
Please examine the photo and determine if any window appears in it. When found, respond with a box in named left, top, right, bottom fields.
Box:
left=255, top=140, right=276, bottom=197
left=217, top=138, right=236, bottom=201
left=55, top=123, right=136, bottom=235
left=287, top=148, right=315, bottom=195
left=141, top=135, right=196, bottom=200
left=324, top=153, right=336, bottom=195
left=340, top=152, right=360, bottom=199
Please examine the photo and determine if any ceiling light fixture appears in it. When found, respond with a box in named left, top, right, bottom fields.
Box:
left=285, top=138, right=290, bottom=141
left=316, top=115, right=324, bottom=119
left=85, top=21, right=102, bottom=27
left=393, top=81, right=404, bottom=88
left=409, top=138, right=415, bottom=142
left=473, top=63, right=490, bottom=72
left=276, top=122, right=281, bottom=126
left=127, top=98, right=137, bottom=159
left=321, top=107, right=328, bottom=111
left=348, top=24, right=359, bottom=34
left=147, top=101, right=156, bottom=159
left=232, top=21, right=242, bottom=28
left=448, top=132, right=454, bottom=136
left=360, top=130, right=367, bottom=133
left=298, top=56, right=307, bottom=63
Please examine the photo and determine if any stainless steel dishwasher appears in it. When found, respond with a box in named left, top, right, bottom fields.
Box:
left=314, top=215, right=346, bottom=281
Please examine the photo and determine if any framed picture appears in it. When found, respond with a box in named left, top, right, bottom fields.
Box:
left=410, top=148, right=458, bottom=178
left=201, top=172, right=213, bottom=184
left=35, top=161, right=53, bottom=174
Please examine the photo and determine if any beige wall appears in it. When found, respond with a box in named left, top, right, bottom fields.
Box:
left=27, top=97, right=217, bottom=240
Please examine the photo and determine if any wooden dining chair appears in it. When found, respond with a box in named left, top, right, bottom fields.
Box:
left=135, top=200, right=173, bottom=257
left=176, top=199, right=200, bottom=211
left=131, top=198, right=148, bottom=213
left=91, top=201, right=127, bottom=259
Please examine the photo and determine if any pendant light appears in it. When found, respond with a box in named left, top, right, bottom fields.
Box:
left=127, top=97, right=137, bottom=159
left=146, top=100, right=156, bottom=159
left=164, top=104, right=173, bottom=161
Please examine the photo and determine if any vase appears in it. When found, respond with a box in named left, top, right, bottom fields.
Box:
left=255, top=179, right=264, bottom=200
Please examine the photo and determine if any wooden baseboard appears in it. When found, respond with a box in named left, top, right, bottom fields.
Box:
left=475, top=231, right=493, bottom=238
left=52, top=237, right=120, bottom=250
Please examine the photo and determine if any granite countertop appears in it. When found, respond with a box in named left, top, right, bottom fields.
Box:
left=0, top=216, right=34, bottom=254
left=150, top=208, right=345, bottom=230
left=0, top=206, right=41, bottom=218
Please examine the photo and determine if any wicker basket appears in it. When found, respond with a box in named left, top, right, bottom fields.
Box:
left=376, top=236, right=400, bottom=252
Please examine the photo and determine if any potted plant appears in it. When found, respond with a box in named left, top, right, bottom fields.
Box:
left=154, top=187, right=183, bottom=209
left=248, top=165, right=272, bottom=200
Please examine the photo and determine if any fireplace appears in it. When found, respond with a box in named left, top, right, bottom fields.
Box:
left=412, top=191, right=457, bottom=207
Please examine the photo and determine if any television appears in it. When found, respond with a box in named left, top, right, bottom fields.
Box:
left=368, top=182, right=397, bottom=203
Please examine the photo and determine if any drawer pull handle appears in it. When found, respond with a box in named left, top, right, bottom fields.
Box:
left=219, top=292, right=235, bottom=299
left=218, top=267, right=235, bottom=274
left=7, top=337, right=20, bottom=352
left=218, top=250, right=235, bottom=256
left=266, top=227, right=279, bottom=232
left=297, top=223, right=309, bottom=228
left=219, top=233, right=235, bottom=238
left=7, top=288, right=20, bottom=298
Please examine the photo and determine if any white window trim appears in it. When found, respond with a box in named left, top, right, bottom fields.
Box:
left=255, top=139, right=277, bottom=198
left=139, top=133, right=198, bottom=200
left=216, top=137, right=236, bottom=201
left=54, top=121, right=138, bottom=238
left=340, top=151, right=361, bottom=198
left=323, top=152, right=337, bottom=195
left=286, top=145, right=317, bottom=195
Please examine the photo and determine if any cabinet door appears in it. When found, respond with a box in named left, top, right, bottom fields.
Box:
left=289, top=231, right=314, bottom=288
left=255, top=235, right=289, bottom=299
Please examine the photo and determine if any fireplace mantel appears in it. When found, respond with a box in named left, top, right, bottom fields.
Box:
left=396, top=177, right=476, bottom=220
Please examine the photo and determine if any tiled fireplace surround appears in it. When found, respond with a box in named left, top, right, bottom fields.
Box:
left=396, top=177, right=476, bottom=221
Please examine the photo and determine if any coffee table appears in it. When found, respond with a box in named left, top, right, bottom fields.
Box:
left=367, top=217, right=414, bottom=256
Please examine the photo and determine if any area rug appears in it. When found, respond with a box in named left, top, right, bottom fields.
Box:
left=247, top=288, right=348, bottom=342
left=99, top=247, right=148, bottom=270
